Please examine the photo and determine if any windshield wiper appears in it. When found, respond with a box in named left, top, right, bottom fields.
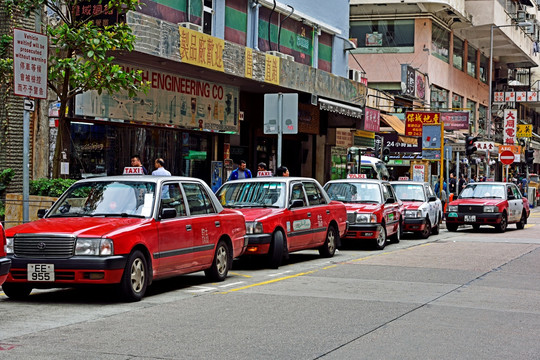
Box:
left=399, top=199, right=423, bottom=202
left=89, top=213, right=146, bottom=218
left=48, top=213, right=85, bottom=218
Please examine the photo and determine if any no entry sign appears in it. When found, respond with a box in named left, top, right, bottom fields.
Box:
left=499, top=150, right=515, bottom=165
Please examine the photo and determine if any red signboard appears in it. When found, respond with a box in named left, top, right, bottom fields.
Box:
left=363, top=107, right=380, bottom=132
left=500, top=150, right=515, bottom=165
left=405, top=112, right=440, bottom=137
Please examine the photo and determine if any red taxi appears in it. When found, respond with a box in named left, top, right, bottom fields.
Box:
left=391, top=181, right=443, bottom=239
left=445, top=182, right=530, bottom=232
left=4, top=176, right=247, bottom=301
left=0, top=222, right=11, bottom=286
left=216, top=177, right=348, bottom=268
left=324, top=179, right=403, bottom=250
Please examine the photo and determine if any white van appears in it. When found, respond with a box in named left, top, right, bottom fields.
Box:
left=359, top=156, right=390, bottom=180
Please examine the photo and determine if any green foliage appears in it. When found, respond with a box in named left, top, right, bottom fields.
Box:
left=30, top=178, right=77, bottom=197
left=0, top=168, right=15, bottom=219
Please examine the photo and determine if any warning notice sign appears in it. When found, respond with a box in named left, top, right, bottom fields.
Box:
left=13, top=28, right=48, bottom=99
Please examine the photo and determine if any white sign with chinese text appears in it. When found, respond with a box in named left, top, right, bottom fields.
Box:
left=493, top=92, right=504, bottom=102
left=503, top=109, right=517, bottom=146
left=516, top=91, right=527, bottom=102
left=412, top=165, right=425, bottom=182
left=473, top=141, right=496, bottom=152
left=13, top=28, right=48, bottom=99
left=505, top=92, right=515, bottom=102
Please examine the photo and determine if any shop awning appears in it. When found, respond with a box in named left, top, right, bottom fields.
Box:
left=380, top=113, right=405, bottom=135
left=319, top=98, right=363, bottom=119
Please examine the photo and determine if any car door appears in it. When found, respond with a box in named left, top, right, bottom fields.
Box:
left=509, top=184, right=524, bottom=222
left=156, top=181, right=193, bottom=275
left=182, top=182, right=221, bottom=268
left=382, top=183, right=400, bottom=236
left=287, top=182, right=313, bottom=250
left=424, top=184, right=437, bottom=225
left=303, top=181, right=330, bottom=246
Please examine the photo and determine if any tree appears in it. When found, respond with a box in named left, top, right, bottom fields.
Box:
left=3, top=0, right=148, bottom=177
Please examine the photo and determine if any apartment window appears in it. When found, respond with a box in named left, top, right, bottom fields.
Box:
left=479, top=104, right=487, bottom=133
left=467, top=100, right=477, bottom=132
left=453, top=37, right=464, bottom=70
left=203, top=0, right=213, bottom=35
left=452, top=93, right=463, bottom=110
left=432, top=23, right=449, bottom=62
left=350, top=20, right=414, bottom=54
left=467, top=44, right=477, bottom=78
left=430, top=86, right=449, bottom=109
left=479, top=53, right=488, bottom=83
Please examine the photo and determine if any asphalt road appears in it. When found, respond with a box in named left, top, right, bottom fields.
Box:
left=1, top=208, right=540, bottom=359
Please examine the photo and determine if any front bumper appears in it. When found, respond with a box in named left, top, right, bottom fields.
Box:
left=244, top=233, right=272, bottom=255
left=6, top=255, right=128, bottom=285
left=403, top=217, right=428, bottom=232
left=344, top=224, right=383, bottom=240
left=445, top=212, right=502, bottom=225
left=0, top=257, right=11, bottom=276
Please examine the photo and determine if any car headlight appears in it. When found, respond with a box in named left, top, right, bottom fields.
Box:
left=356, top=213, right=377, bottom=223
left=246, top=221, right=264, bottom=234
left=483, top=205, right=499, bottom=213
left=405, top=210, right=422, bottom=218
left=5, top=237, right=13, bottom=254
left=75, top=238, right=114, bottom=256
left=448, top=205, right=458, bottom=212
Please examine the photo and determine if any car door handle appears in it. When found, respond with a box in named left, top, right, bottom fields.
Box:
left=186, top=225, right=192, bottom=231
left=307, top=212, right=311, bottom=217
left=326, top=210, right=330, bottom=214
left=215, top=221, right=220, bottom=227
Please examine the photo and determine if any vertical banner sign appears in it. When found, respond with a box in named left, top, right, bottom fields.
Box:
left=245, top=47, right=253, bottom=79
left=264, top=53, right=280, bottom=85
left=405, top=111, right=440, bottom=137
left=13, top=28, right=48, bottom=99
left=179, top=26, right=224, bottom=72
left=363, top=107, right=380, bottom=132
left=503, top=109, right=517, bottom=145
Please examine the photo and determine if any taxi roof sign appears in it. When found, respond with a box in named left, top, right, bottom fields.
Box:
left=123, top=167, right=144, bottom=175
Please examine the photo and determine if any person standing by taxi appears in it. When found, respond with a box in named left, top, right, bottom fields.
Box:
left=131, top=155, right=148, bottom=175
left=152, top=158, right=171, bottom=176
left=228, top=160, right=252, bottom=181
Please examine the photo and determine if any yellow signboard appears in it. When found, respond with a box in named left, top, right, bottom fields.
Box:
left=354, top=130, right=375, bottom=138
left=245, top=47, right=253, bottom=79
left=179, top=27, right=224, bottom=72
left=264, top=53, right=280, bottom=85
left=517, top=124, right=532, bottom=138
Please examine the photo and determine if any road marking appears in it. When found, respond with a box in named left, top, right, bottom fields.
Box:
left=525, top=224, right=535, bottom=228
left=322, top=264, right=337, bottom=270
left=218, top=282, right=245, bottom=288
left=267, top=270, right=292, bottom=277
left=228, top=272, right=252, bottom=278
left=219, top=270, right=318, bottom=294
left=188, top=286, right=216, bottom=293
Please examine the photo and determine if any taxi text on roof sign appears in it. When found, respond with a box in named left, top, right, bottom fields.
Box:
left=123, top=167, right=144, bottom=175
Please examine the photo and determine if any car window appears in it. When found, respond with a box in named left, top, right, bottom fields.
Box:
left=460, top=184, right=505, bottom=199
left=303, top=181, right=326, bottom=205
left=392, top=184, right=424, bottom=201
left=382, top=184, right=393, bottom=203
left=324, top=182, right=381, bottom=203
left=512, top=185, right=522, bottom=199
left=426, top=185, right=435, bottom=198
left=161, top=182, right=186, bottom=217
left=182, top=183, right=216, bottom=215
left=216, top=181, right=286, bottom=208
left=290, top=183, right=307, bottom=207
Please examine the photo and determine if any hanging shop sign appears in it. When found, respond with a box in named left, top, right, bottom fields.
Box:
left=440, top=111, right=469, bottom=131
left=503, top=109, right=517, bottom=145
left=75, top=65, right=240, bottom=134
left=363, top=107, right=380, bottom=132
left=405, top=111, right=440, bottom=137
left=400, top=65, right=426, bottom=101
left=517, top=124, right=532, bottom=138
left=494, top=91, right=540, bottom=103
left=381, top=133, right=420, bottom=153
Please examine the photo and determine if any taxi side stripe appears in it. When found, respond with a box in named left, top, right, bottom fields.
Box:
left=153, top=244, right=214, bottom=259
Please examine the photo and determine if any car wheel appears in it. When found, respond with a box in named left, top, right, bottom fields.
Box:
left=389, top=221, right=401, bottom=243
left=205, top=240, right=230, bottom=282
left=373, top=225, right=387, bottom=250
left=119, top=250, right=148, bottom=302
left=496, top=213, right=507, bottom=233
left=419, top=218, right=431, bottom=239
left=2, top=283, right=32, bottom=300
left=432, top=214, right=440, bottom=235
left=516, top=211, right=526, bottom=230
left=319, top=225, right=337, bottom=258
left=268, top=230, right=284, bottom=269
left=446, top=223, right=458, bottom=232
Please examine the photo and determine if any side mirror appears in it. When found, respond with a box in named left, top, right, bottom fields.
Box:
left=289, top=199, right=304, bottom=209
left=428, top=196, right=437, bottom=202
left=37, top=209, right=48, bottom=218
left=385, top=197, right=395, bottom=204
left=160, top=208, right=177, bottom=219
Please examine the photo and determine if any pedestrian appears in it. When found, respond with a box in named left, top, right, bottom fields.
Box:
left=448, top=172, right=457, bottom=195
left=152, top=158, right=171, bottom=176
left=275, top=166, right=289, bottom=177
left=458, top=174, right=467, bottom=194
left=258, top=162, right=267, bottom=171
left=228, top=160, right=252, bottom=181
left=130, top=155, right=148, bottom=174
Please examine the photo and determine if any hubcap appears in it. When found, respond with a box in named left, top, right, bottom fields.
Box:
left=327, top=229, right=335, bottom=253
left=216, top=245, right=228, bottom=275
left=130, top=258, right=145, bottom=293
left=377, top=230, right=385, bottom=247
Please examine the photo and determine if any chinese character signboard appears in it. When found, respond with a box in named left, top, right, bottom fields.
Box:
left=517, top=124, right=532, bottom=138
left=516, top=91, right=527, bottom=102
left=179, top=26, right=224, bottom=72
left=13, top=28, right=48, bottom=99
left=381, top=133, right=420, bottom=153
left=245, top=47, right=253, bottom=79
left=527, top=91, right=538, bottom=102
left=440, top=111, right=469, bottom=131
left=405, top=111, right=439, bottom=137
left=363, top=107, right=380, bottom=132
left=264, top=53, right=280, bottom=85
left=503, top=109, right=517, bottom=145
left=75, top=64, right=240, bottom=133
left=494, top=92, right=504, bottom=102
left=505, top=92, right=515, bottom=102
left=473, top=141, right=496, bottom=152
left=74, top=0, right=118, bottom=26
left=401, top=65, right=426, bottom=100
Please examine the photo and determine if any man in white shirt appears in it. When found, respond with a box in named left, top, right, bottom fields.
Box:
left=152, top=158, right=171, bottom=176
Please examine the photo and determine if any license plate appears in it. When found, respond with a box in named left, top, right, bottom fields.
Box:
left=464, top=215, right=476, bottom=222
left=27, top=264, right=55, bottom=282
left=448, top=212, right=458, bottom=217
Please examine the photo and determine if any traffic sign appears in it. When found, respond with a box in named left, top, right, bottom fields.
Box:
left=23, top=99, right=35, bottom=112
left=500, top=150, right=515, bottom=165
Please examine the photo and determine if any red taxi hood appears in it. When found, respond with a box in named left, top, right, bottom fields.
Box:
left=5, top=217, right=149, bottom=238
left=344, top=203, right=383, bottom=212
left=401, top=201, right=423, bottom=210
left=234, top=208, right=284, bottom=222
left=450, top=198, right=504, bottom=206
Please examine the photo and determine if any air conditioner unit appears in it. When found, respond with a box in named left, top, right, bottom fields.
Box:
left=266, top=50, right=294, bottom=62
left=516, top=10, right=527, bottom=22
left=526, top=13, right=536, bottom=21
left=179, top=22, right=202, bottom=32
left=348, top=69, right=362, bottom=82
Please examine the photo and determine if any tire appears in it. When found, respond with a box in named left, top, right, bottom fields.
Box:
left=446, top=223, right=458, bottom=232
left=2, top=283, right=32, bottom=300
left=432, top=214, right=441, bottom=235
left=268, top=230, right=284, bottom=269
left=205, top=240, right=230, bottom=282
left=319, top=225, right=337, bottom=258
left=119, top=250, right=148, bottom=302
left=419, top=218, right=431, bottom=239
left=389, top=221, right=401, bottom=243
left=516, top=211, right=526, bottom=230
left=496, top=213, right=507, bottom=233
left=472, top=224, right=481, bottom=231
left=373, top=225, right=387, bottom=250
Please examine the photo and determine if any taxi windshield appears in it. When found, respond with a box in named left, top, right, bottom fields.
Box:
left=48, top=181, right=156, bottom=218
left=324, top=182, right=382, bottom=203
left=217, top=182, right=286, bottom=208
left=459, top=184, right=505, bottom=199
left=392, top=184, right=426, bottom=202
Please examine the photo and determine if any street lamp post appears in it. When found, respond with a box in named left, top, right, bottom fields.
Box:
left=486, top=22, right=531, bottom=179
